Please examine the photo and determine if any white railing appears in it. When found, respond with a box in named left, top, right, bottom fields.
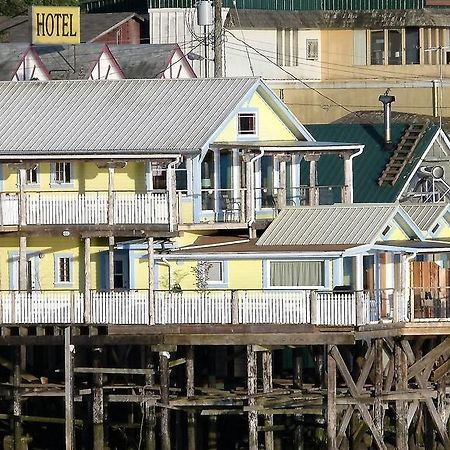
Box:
left=154, top=291, right=232, bottom=324
left=0, top=291, right=84, bottom=324
left=237, top=290, right=310, bottom=324
left=91, top=291, right=149, bottom=325
left=0, top=192, right=169, bottom=226
left=0, top=289, right=420, bottom=326
left=317, top=292, right=356, bottom=326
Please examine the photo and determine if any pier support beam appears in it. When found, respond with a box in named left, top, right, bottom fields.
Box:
left=247, top=345, right=258, bottom=450
left=395, top=340, right=408, bottom=450
left=262, top=350, right=274, bottom=450
left=65, top=327, right=74, bottom=450
left=374, top=339, right=384, bottom=436
left=145, top=349, right=156, bottom=450
left=327, top=345, right=337, bottom=450
left=93, top=348, right=104, bottom=450
left=186, top=346, right=196, bottom=450
left=12, top=347, right=22, bottom=450
left=159, top=351, right=171, bottom=450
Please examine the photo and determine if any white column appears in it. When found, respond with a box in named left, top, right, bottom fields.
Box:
left=354, top=254, right=364, bottom=291
left=342, top=154, right=353, bottom=204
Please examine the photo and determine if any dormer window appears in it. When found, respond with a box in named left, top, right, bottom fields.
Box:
left=381, top=225, right=391, bottom=237
left=238, top=112, right=256, bottom=136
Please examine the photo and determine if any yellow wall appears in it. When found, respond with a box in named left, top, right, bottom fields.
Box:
left=214, top=91, right=296, bottom=142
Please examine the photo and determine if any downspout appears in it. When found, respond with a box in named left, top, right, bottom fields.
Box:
left=247, top=149, right=264, bottom=236
left=158, top=257, right=171, bottom=291
left=167, top=156, right=181, bottom=232
left=345, top=146, right=364, bottom=203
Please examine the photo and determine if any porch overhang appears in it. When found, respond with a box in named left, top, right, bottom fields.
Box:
left=211, top=140, right=364, bottom=155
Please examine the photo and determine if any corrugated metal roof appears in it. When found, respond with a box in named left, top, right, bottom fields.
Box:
left=0, top=77, right=259, bottom=156
left=257, top=204, right=399, bottom=246
left=401, top=203, right=448, bottom=232
left=305, top=123, right=438, bottom=203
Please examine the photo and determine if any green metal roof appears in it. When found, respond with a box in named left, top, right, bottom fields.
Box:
left=82, top=0, right=427, bottom=13
left=304, top=122, right=438, bottom=203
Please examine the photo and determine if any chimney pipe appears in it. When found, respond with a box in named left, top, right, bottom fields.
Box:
left=379, top=92, right=395, bottom=149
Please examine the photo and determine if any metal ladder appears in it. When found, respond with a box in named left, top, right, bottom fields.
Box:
left=378, top=123, right=427, bottom=186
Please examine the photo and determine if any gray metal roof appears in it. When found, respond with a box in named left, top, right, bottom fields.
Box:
left=225, top=8, right=450, bottom=30
left=107, top=44, right=182, bottom=79
left=0, top=44, right=30, bottom=81
left=34, top=44, right=104, bottom=80
left=257, top=204, right=400, bottom=246
left=401, top=203, right=448, bottom=232
left=0, top=77, right=261, bottom=156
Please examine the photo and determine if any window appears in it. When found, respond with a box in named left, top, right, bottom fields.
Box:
left=54, top=162, right=72, bottom=184
left=388, top=30, right=402, bottom=65
left=371, top=30, right=385, bottom=65
left=306, top=39, right=318, bottom=61
left=55, top=255, right=72, bottom=285
left=269, top=261, right=324, bottom=287
left=406, top=28, right=420, bottom=64
left=381, top=225, right=391, bottom=237
left=26, top=165, right=38, bottom=184
left=207, top=261, right=224, bottom=284
left=238, top=113, right=256, bottom=136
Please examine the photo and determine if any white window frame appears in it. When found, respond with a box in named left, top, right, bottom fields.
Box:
left=237, top=109, right=258, bottom=140
left=204, top=260, right=228, bottom=288
left=54, top=254, right=73, bottom=287
left=51, top=162, right=73, bottom=187
left=265, top=260, right=325, bottom=289
left=25, top=165, right=39, bottom=186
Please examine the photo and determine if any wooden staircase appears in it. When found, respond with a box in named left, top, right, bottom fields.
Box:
left=378, top=123, right=427, bottom=186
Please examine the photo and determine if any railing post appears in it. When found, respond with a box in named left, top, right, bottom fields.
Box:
left=392, top=290, right=399, bottom=323
left=356, top=291, right=365, bottom=326
left=231, top=290, right=239, bottom=324
left=310, top=290, right=318, bottom=325
left=409, top=288, right=415, bottom=322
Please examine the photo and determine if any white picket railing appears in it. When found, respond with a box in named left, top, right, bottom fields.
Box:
left=0, top=289, right=412, bottom=326
left=317, top=292, right=356, bottom=326
left=154, top=291, right=232, bottom=324
left=0, top=291, right=84, bottom=324
left=91, top=291, right=149, bottom=325
left=237, top=290, right=311, bottom=324
left=0, top=192, right=169, bottom=226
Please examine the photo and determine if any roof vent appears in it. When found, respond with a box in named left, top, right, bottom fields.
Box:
left=379, top=91, right=396, bottom=150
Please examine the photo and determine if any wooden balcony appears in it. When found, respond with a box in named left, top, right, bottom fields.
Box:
left=0, top=288, right=428, bottom=327
left=0, top=191, right=171, bottom=227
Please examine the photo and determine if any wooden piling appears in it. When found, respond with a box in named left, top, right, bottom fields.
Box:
left=395, top=340, right=408, bottom=450
left=374, top=339, right=384, bottom=435
left=247, top=345, right=258, bottom=450
left=12, top=347, right=22, bottom=450
left=186, top=346, right=196, bottom=450
left=92, top=348, right=104, bottom=450
left=327, top=345, right=337, bottom=450
left=262, top=350, right=274, bottom=450
left=65, top=327, right=74, bottom=450
left=160, top=351, right=171, bottom=450
left=145, top=349, right=156, bottom=450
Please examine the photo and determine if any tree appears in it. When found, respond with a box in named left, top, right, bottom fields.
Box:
left=0, top=0, right=78, bottom=16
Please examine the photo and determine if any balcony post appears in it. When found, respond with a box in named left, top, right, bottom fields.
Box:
left=341, top=153, right=353, bottom=204
left=356, top=291, right=365, bottom=326
left=276, top=155, right=288, bottom=209
left=247, top=345, right=258, bottom=450
left=231, top=290, right=239, bottom=324
left=18, top=168, right=26, bottom=227
left=107, top=166, right=114, bottom=225
left=108, top=236, right=114, bottom=290
left=310, top=290, right=318, bottom=325
left=147, top=237, right=155, bottom=325
left=84, top=237, right=91, bottom=323
left=19, top=235, right=27, bottom=292
left=303, top=153, right=320, bottom=206
left=167, top=160, right=178, bottom=232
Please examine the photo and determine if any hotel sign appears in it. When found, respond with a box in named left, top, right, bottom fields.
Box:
left=31, top=6, right=80, bottom=44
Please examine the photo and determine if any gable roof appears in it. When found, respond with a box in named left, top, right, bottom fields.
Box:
left=0, top=77, right=286, bottom=157
left=401, top=203, right=449, bottom=233
left=257, top=203, right=415, bottom=246
left=107, top=43, right=195, bottom=78
left=225, top=8, right=450, bottom=30
left=0, top=13, right=144, bottom=43
left=305, top=123, right=439, bottom=203
left=34, top=44, right=104, bottom=80
left=0, top=43, right=30, bottom=80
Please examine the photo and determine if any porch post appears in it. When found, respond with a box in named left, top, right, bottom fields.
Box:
left=19, top=235, right=27, bottom=292
left=107, top=166, right=114, bottom=225
left=342, top=153, right=353, bottom=204
left=276, top=155, right=288, bottom=209
left=304, top=154, right=320, bottom=206
left=244, top=154, right=255, bottom=227
left=18, top=168, right=26, bottom=227
left=108, top=236, right=114, bottom=290
left=84, top=237, right=91, bottom=323
left=167, top=161, right=178, bottom=232
left=147, top=237, right=155, bottom=325
left=354, top=254, right=364, bottom=291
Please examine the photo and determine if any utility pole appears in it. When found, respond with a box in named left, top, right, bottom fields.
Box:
left=213, top=0, right=223, bottom=77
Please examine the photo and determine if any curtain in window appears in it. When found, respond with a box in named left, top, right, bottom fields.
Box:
left=270, top=261, right=322, bottom=286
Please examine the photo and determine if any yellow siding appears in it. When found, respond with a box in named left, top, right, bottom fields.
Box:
left=228, top=260, right=262, bottom=289
left=435, top=224, right=450, bottom=239
left=214, top=92, right=296, bottom=142
left=387, top=225, right=409, bottom=241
